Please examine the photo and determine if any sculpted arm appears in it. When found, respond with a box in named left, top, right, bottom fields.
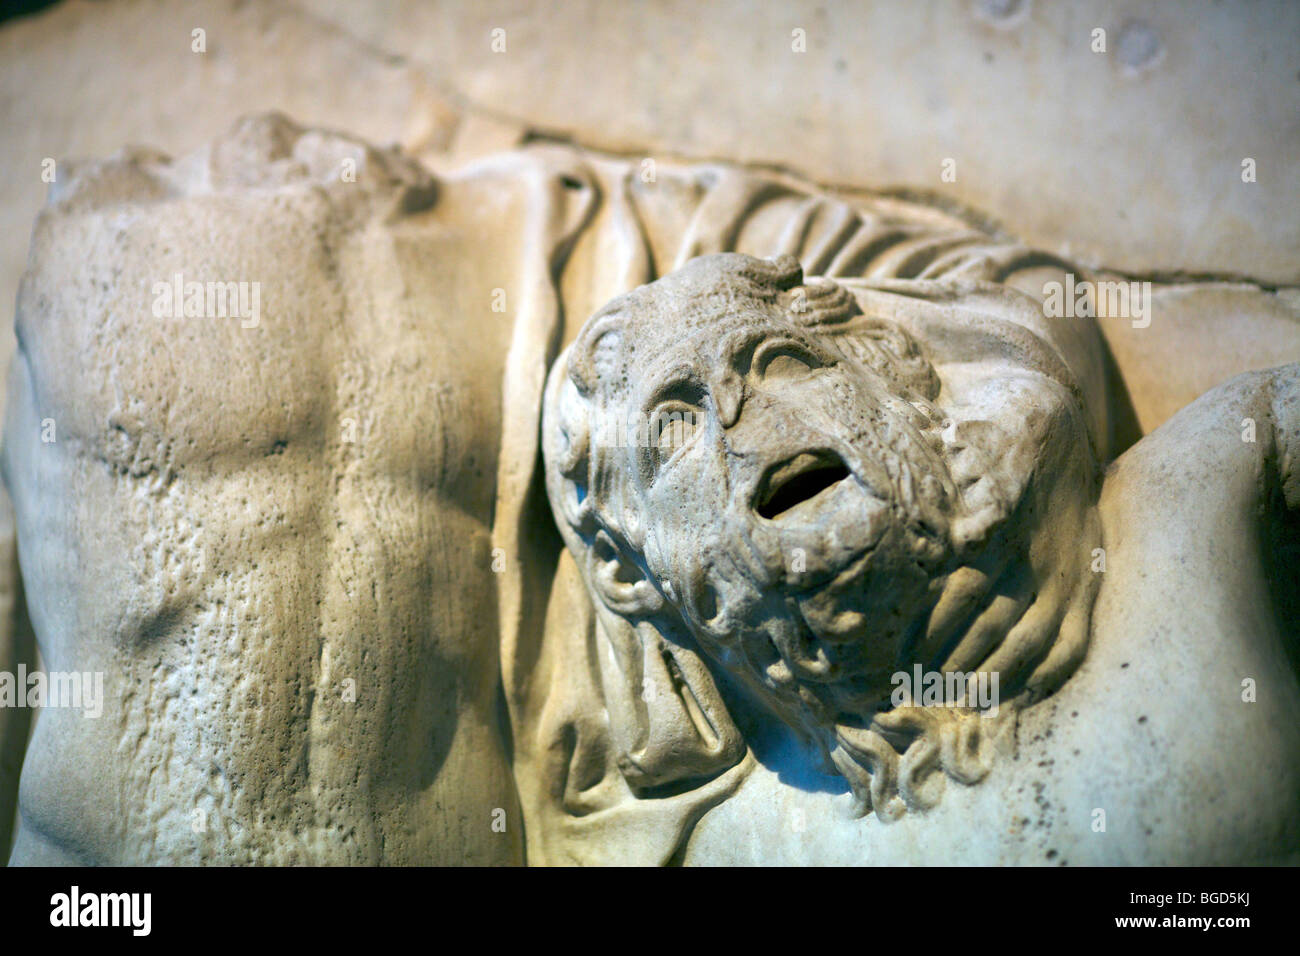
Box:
left=1099, top=361, right=1300, bottom=663
left=1123, top=362, right=1300, bottom=519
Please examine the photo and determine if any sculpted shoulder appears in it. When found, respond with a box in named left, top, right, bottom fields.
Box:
left=12, top=115, right=440, bottom=470
left=1076, top=365, right=1300, bottom=862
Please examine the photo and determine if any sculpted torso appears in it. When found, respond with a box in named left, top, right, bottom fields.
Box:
left=1, top=120, right=546, bottom=864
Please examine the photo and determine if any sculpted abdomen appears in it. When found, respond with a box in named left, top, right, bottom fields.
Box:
left=4, top=119, right=522, bottom=864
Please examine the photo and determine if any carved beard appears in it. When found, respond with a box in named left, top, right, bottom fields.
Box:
left=658, top=400, right=958, bottom=699
left=646, top=398, right=1029, bottom=820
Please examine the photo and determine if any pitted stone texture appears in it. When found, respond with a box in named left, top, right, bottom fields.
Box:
left=2, top=115, right=526, bottom=864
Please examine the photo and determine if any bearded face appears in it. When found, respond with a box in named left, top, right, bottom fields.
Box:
left=548, top=257, right=989, bottom=734
left=616, top=310, right=968, bottom=729
left=544, top=252, right=1103, bottom=817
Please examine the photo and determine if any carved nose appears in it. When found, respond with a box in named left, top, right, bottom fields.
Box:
left=754, top=451, right=852, bottom=520
left=711, top=372, right=744, bottom=428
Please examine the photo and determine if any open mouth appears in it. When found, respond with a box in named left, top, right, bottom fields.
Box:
left=755, top=450, right=853, bottom=520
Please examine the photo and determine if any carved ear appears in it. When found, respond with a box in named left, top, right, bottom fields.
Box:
left=590, top=529, right=664, bottom=617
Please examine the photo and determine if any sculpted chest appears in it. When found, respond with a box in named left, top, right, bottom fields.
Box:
left=27, top=205, right=503, bottom=495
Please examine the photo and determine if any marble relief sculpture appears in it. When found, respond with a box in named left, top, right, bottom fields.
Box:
left=1, top=113, right=1296, bottom=866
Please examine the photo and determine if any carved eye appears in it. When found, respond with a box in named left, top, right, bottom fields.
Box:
left=755, top=342, right=821, bottom=381
left=650, top=402, right=700, bottom=464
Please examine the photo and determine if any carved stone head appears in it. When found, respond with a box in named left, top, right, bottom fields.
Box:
left=543, top=253, right=1101, bottom=817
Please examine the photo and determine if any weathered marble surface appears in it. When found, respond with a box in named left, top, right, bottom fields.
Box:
left=3, top=116, right=535, bottom=863
left=0, top=1, right=1298, bottom=866
left=4, top=111, right=1300, bottom=866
